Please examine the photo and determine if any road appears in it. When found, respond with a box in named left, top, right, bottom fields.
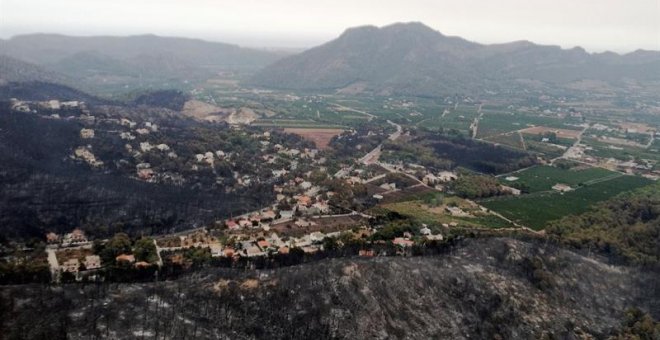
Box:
left=331, top=103, right=376, bottom=121
left=360, top=120, right=402, bottom=165
left=46, top=247, right=60, bottom=280
left=553, top=124, right=589, bottom=163
left=470, top=103, right=484, bottom=139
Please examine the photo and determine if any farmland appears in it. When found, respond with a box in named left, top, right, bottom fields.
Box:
left=476, top=111, right=581, bottom=139
left=500, top=165, right=619, bottom=193
left=283, top=128, right=344, bottom=150
left=482, top=175, right=653, bottom=229
left=376, top=198, right=514, bottom=229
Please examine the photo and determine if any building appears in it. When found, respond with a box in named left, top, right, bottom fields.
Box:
left=552, top=183, right=573, bottom=192
left=116, top=254, right=135, bottom=263
left=84, top=255, right=101, bottom=270
left=501, top=185, right=522, bottom=196
left=257, top=239, right=271, bottom=250
left=80, top=128, right=95, bottom=139
left=279, top=210, right=294, bottom=219
left=225, top=220, right=239, bottom=230
left=437, top=171, right=458, bottom=182
left=62, top=258, right=80, bottom=273
left=420, top=226, right=432, bottom=235
left=63, top=229, right=87, bottom=244
left=392, top=238, right=414, bottom=247
left=46, top=232, right=60, bottom=244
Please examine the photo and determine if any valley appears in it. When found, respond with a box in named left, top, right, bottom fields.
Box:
left=1, top=20, right=659, bottom=339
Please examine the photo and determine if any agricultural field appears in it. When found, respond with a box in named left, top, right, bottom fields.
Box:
left=500, top=165, right=619, bottom=193
left=519, top=126, right=582, bottom=139
left=482, top=175, right=653, bottom=229
left=582, top=137, right=660, bottom=164
left=476, top=111, right=581, bottom=139
left=283, top=128, right=345, bottom=150
left=484, top=132, right=525, bottom=149
left=420, top=104, right=480, bottom=133
left=376, top=197, right=514, bottom=228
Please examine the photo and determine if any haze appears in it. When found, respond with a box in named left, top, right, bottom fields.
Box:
left=1, top=0, right=659, bottom=53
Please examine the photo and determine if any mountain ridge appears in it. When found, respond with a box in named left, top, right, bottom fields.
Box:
left=249, top=22, right=660, bottom=95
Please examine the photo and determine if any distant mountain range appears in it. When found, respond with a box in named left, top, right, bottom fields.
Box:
left=249, top=22, right=660, bottom=95
left=2, top=24, right=659, bottom=97
left=0, top=34, right=286, bottom=94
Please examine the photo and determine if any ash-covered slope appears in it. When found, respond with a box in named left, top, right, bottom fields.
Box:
left=2, top=238, right=658, bottom=339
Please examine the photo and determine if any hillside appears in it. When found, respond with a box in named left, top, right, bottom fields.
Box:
left=2, top=238, right=658, bottom=339
left=249, top=22, right=660, bottom=95
left=0, top=55, right=69, bottom=84
left=1, top=34, right=284, bottom=72
left=0, top=34, right=287, bottom=95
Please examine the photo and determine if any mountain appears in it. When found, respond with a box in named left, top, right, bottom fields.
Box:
left=0, top=34, right=287, bottom=95
left=249, top=22, right=660, bottom=95
left=0, top=55, right=69, bottom=84
left=0, top=34, right=284, bottom=72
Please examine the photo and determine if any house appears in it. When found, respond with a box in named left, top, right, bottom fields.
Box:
left=245, top=245, right=265, bottom=257
left=238, top=219, right=252, bottom=228
left=80, top=128, right=95, bottom=139
left=420, top=226, right=432, bottom=235
left=359, top=249, right=375, bottom=257
left=392, top=238, right=414, bottom=247
left=137, top=168, right=155, bottom=180
left=63, top=229, right=87, bottom=244
left=379, top=182, right=396, bottom=191
left=257, top=240, right=270, bottom=250
left=505, top=176, right=519, bottom=182
left=296, top=195, right=312, bottom=207
left=46, top=232, right=60, bottom=244
left=62, top=258, right=80, bottom=273
left=312, top=201, right=330, bottom=213
left=134, top=261, right=151, bottom=269
left=426, top=234, right=444, bottom=241
left=279, top=210, right=294, bottom=219
left=423, top=173, right=439, bottom=185
left=84, top=255, right=101, bottom=270
left=437, top=171, right=457, bottom=182
left=501, top=185, right=521, bottom=196
left=302, top=246, right=319, bottom=253
left=262, top=210, right=277, bottom=220
left=225, top=220, right=239, bottom=230
left=116, top=254, right=135, bottom=263
left=278, top=246, right=290, bottom=254
left=552, top=183, right=573, bottom=192
left=210, top=243, right=223, bottom=257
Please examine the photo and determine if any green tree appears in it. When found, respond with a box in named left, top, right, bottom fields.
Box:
left=134, top=238, right=158, bottom=263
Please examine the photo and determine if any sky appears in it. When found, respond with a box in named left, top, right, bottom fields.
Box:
left=1, top=0, right=659, bottom=53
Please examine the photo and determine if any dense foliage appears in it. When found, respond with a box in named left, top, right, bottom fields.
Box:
left=547, top=183, right=660, bottom=265
left=449, top=174, right=507, bottom=199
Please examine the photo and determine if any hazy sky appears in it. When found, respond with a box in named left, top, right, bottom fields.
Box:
left=1, top=0, right=659, bottom=52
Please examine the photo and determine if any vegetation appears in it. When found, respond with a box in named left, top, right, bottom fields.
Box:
left=547, top=183, right=660, bottom=265
left=501, top=165, right=618, bottom=193
left=450, top=174, right=507, bottom=199
left=482, top=175, right=653, bottom=230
